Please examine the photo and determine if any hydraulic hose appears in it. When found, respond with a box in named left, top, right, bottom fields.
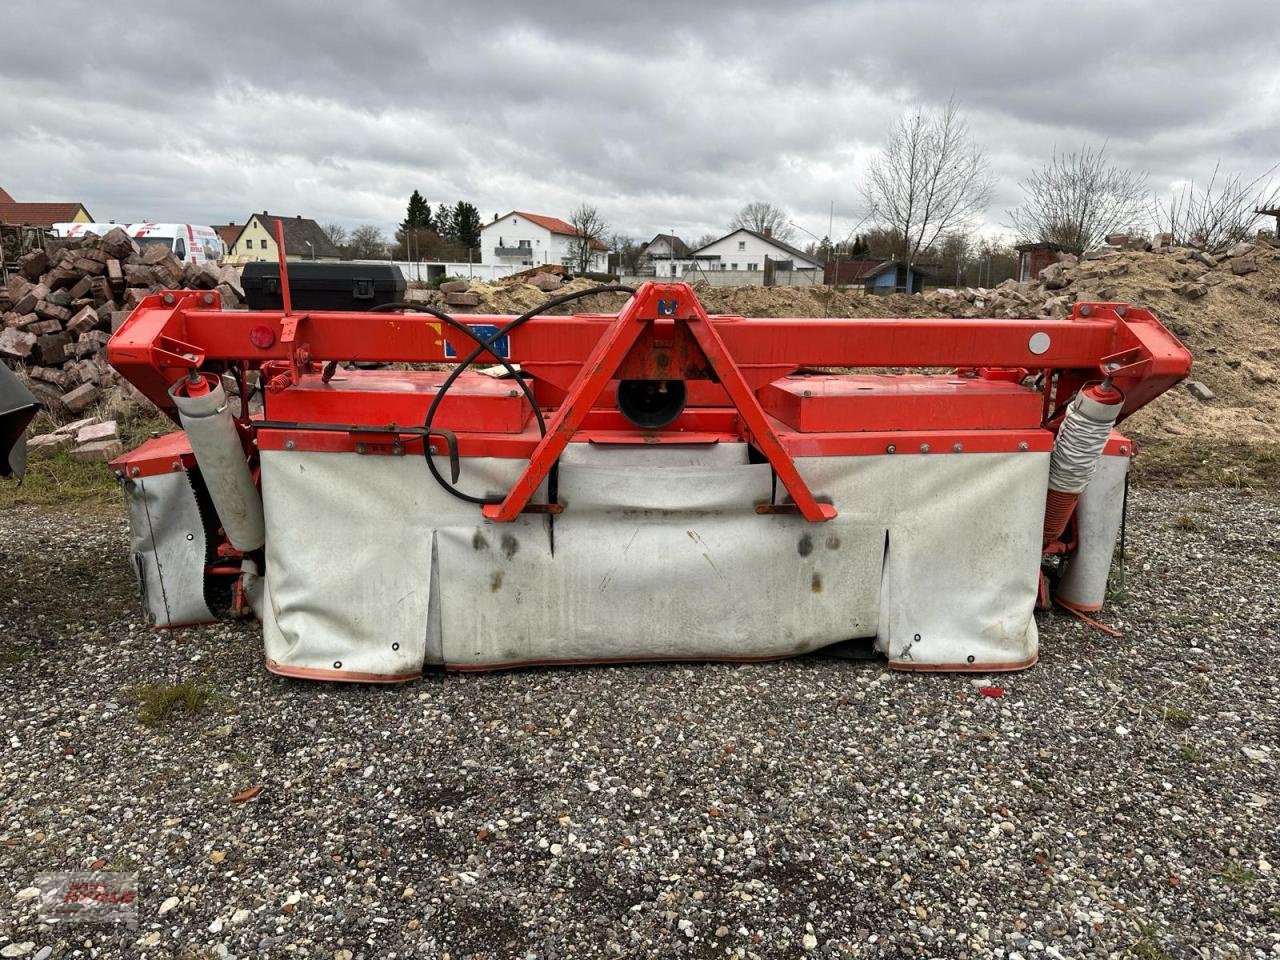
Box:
left=353, top=301, right=549, bottom=504
left=417, top=285, right=635, bottom=505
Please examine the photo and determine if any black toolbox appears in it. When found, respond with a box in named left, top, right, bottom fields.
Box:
left=240, top=261, right=405, bottom=311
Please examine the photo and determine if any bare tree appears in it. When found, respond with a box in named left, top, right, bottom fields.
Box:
left=691, top=232, right=718, bottom=250
left=1007, top=146, right=1148, bottom=254
left=1151, top=162, right=1280, bottom=250
left=862, top=99, right=995, bottom=262
left=608, top=232, right=646, bottom=275
left=345, top=224, right=390, bottom=259
left=568, top=204, right=609, bottom=274
left=321, top=222, right=349, bottom=249
left=729, top=202, right=795, bottom=242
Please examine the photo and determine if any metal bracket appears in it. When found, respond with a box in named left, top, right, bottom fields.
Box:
left=481, top=283, right=835, bottom=523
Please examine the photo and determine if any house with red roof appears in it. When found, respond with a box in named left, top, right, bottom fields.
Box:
left=480, top=210, right=609, bottom=274
left=0, top=186, right=93, bottom=227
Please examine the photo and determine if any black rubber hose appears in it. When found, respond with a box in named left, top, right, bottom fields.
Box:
left=419, top=285, right=636, bottom=505
left=346, top=301, right=550, bottom=504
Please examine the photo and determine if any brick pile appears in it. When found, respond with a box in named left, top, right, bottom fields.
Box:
left=0, top=227, right=242, bottom=418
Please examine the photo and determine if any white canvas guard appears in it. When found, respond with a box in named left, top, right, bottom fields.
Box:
left=433, top=462, right=886, bottom=668
left=259, top=444, right=1048, bottom=677
left=123, top=471, right=215, bottom=628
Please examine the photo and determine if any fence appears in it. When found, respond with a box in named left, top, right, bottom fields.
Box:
left=353, top=260, right=518, bottom=283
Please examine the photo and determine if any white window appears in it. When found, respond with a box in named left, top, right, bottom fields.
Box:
left=738, top=241, right=746, bottom=251
left=730, top=263, right=737, bottom=270
left=748, top=263, right=757, bottom=271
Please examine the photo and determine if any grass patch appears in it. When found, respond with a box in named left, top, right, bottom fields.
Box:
left=1127, top=922, right=1170, bottom=960
left=1, top=412, right=173, bottom=511
left=1171, top=514, right=1198, bottom=531
left=1215, top=862, right=1257, bottom=888
left=1162, top=706, right=1193, bottom=728
left=0, top=648, right=28, bottom=666
left=1130, top=438, right=1280, bottom=490
left=135, top=681, right=211, bottom=727
left=1105, top=576, right=1131, bottom=604
left=1178, top=744, right=1206, bottom=764
left=0, top=451, right=121, bottom=510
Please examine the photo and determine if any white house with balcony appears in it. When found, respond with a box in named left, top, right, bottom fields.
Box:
left=480, top=211, right=609, bottom=273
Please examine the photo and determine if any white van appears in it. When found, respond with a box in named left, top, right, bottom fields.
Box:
left=127, top=223, right=226, bottom=264
left=51, top=222, right=129, bottom=239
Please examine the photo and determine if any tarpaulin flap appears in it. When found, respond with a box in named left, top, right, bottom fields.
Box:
left=436, top=462, right=886, bottom=667
left=258, top=444, right=1047, bottom=676
left=124, top=471, right=215, bottom=627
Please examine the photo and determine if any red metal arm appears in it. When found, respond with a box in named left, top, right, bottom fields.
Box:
left=480, top=284, right=837, bottom=522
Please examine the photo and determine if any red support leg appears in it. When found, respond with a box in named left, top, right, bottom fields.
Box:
left=481, top=288, right=649, bottom=521
left=682, top=297, right=836, bottom=522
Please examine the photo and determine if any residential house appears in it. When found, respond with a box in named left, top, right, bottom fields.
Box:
left=640, top=233, right=691, bottom=277
left=824, top=258, right=932, bottom=294
left=480, top=211, right=609, bottom=274
left=688, top=228, right=824, bottom=276
left=213, top=224, right=242, bottom=252
left=226, top=212, right=342, bottom=262
left=0, top=186, right=93, bottom=227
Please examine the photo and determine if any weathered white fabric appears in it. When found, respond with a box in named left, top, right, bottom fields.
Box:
left=259, top=443, right=1048, bottom=674
left=124, top=471, right=214, bottom=627
left=1057, top=453, right=1129, bottom=610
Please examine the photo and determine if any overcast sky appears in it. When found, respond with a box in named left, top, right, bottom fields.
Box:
left=2, top=1, right=1277, bottom=246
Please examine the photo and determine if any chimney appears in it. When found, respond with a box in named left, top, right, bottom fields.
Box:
left=762, top=227, right=772, bottom=239
left=493, top=213, right=498, bottom=222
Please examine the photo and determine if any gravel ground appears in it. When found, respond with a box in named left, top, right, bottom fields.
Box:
left=1, top=487, right=1277, bottom=960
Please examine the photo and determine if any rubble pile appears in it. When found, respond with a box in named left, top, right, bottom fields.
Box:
left=0, top=227, right=243, bottom=420
left=929, top=237, right=1279, bottom=445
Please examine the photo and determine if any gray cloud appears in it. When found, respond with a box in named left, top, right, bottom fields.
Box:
left=2, top=1, right=1276, bottom=244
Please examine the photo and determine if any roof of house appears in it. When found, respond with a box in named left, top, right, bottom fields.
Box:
left=832, top=258, right=893, bottom=281
left=244, top=213, right=343, bottom=258
left=213, top=224, right=241, bottom=248
left=0, top=186, right=13, bottom=203
left=1015, top=241, right=1063, bottom=253
left=644, top=233, right=691, bottom=257
left=690, top=228, right=823, bottom=267
left=828, top=258, right=938, bottom=282
left=0, top=201, right=91, bottom=227
left=488, top=210, right=608, bottom=250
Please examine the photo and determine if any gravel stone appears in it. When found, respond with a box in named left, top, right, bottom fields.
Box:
left=1, top=487, right=1277, bottom=958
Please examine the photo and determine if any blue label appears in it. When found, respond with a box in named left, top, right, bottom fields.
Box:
left=445, top=324, right=510, bottom=359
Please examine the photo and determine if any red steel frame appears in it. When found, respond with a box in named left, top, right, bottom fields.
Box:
left=107, top=281, right=1192, bottom=523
